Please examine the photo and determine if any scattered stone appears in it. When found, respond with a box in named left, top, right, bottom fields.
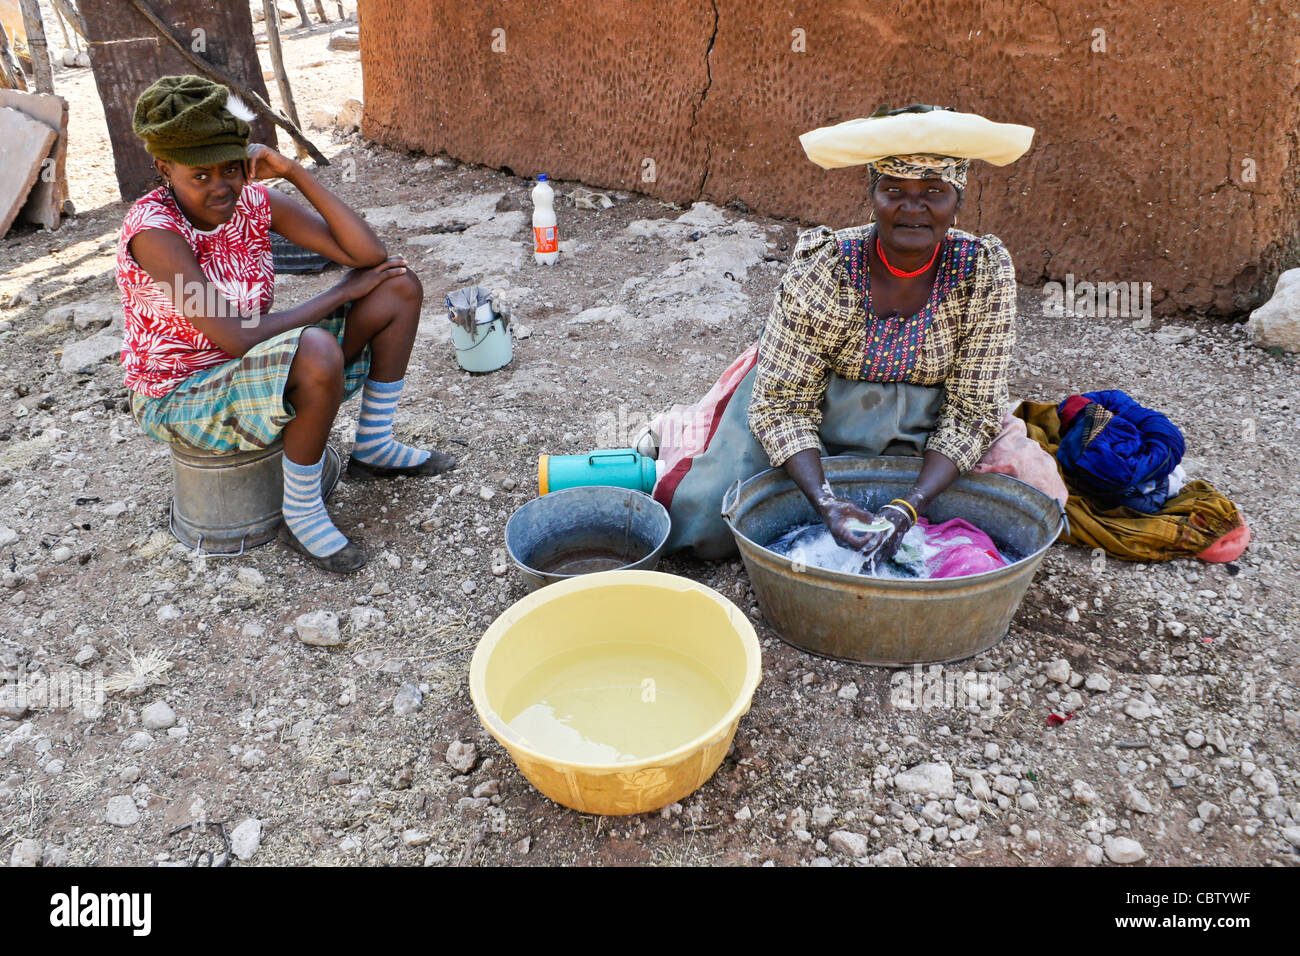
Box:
left=812, top=805, right=835, bottom=827
left=155, top=603, right=181, bottom=623
left=327, top=768, right=350, bottom=786
left=1184, top=730, right=1206, bottom=749
left=122, top=731, right=154, bottom=753
left=51, top=546, right=73, bottom=563
left=328, top=28, right=361, bottom=52
left=479, top=485, right=495, bottom=501
left=828, top=830, right=869, bottom=859
left=140, top=700, right=176, bottom=731
left=1085, top=844, right=1104, bottom=865
left=1084, top=673, right=1112, bottom=693
left=1104, top=836, right=1146, bottom=864
left=894, top=762, right=954, bottom=797
left=73, top=645, right=98, bottom=666
left=230, top=818, right=262, bottom=860
left=348, top=606, right=386, bottom=631
left=1197, top=801, right=1222, bottom=823
left=1155, top=325, right=1195, bottom=345
left=1281, top=827, right=1300, bottom=848
left=240, top=748, right=267, bottom=770
left=402, top=829, right=430, bottom=847
left=1124, top=699, right=1153, bottom=720
left=392, top=684, right=423, bottom=716
left=993, top=774, right=1019, bottom=797
left=104, top=795, right=140, bottom=826
left=9, top=839, right=41, bottom=867
left=837, top=682, right=858, bottom=700
left=1124, top=787, right=1155, bottom=814
left=295, top=610, right=343, bottom=646
left=1247, top=269, right=1300, bottom=353
left=236, top=567, right=265, bottom=587
left=1250, top=768, right=1280, bottom=797
left=1063, top=606, right=1080, bottom=623
left=1045, top=659, right=1070, bottom=683
left=954, top=794, right=980, bottom=820
left=42, top=845, right=68, bottom=867
left=734, top=805, right=752, bottom=822
left=1072, top=780, right=1099, bottom=805
left=336, top=98, right=364, bottom=130
left=446, top=740, right=478, bottom=774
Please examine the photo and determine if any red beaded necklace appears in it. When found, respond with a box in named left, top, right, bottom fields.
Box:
left=875, top=236, right=941, bottom=279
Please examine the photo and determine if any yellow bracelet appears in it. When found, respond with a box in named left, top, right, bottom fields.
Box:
left=890, top=498, right=918, bottom=523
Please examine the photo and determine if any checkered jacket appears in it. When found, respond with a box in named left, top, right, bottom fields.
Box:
left=747, top=225, right=1017, bottom=471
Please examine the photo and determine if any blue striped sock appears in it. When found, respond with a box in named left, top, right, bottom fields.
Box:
left=282, top=451, right=348, bottom=557
left=352, top=377, right=430, bottom=469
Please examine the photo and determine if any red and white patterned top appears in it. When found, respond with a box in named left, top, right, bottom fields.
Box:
left=116, top=183, right=275, bottom=397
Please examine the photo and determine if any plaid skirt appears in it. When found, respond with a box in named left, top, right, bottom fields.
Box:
left=131, top=305, right=370, bottom=452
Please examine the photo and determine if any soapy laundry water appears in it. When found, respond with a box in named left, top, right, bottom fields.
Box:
left=768, top=516, right=1009, bottom=579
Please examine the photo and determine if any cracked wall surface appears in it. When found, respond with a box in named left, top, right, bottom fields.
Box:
left=359, top=0, right=1300, bottom=315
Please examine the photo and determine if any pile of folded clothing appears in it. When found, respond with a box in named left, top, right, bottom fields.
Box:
left=1016, top=391, right=1249, bottom=563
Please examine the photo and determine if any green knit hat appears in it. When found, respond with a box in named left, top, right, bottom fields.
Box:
left=133, top=75, right=251, bottom=167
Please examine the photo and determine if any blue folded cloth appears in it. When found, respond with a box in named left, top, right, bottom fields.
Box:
left=1056, top=389, right=1185, bottom=513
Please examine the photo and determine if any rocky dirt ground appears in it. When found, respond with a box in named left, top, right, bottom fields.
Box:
left=0, top=5, right=1298, bottom=868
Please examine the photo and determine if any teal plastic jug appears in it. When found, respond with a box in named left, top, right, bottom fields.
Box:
left=538, top=449, right=659, bottom=495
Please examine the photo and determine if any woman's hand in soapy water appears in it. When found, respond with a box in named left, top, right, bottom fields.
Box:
left=849, top=506, right=914, bottom=570
left=818, top=498, right=883, bottom=552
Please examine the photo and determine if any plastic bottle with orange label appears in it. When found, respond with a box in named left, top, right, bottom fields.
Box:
left=531, top=174, right=559, bottom=265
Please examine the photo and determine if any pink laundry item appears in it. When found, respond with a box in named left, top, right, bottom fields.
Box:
left=649, top=343, right=759, bottom=480
left=1196, top=520, right=1250, bottom=563
left=971, top=409, right=1070, bottom=506
left=909, top=517, right=1010, bottom=578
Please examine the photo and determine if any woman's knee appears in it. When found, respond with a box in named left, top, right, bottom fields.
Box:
left=381, top=268, right=423, bottom=309
left=289, top=328, right=345, bottom=390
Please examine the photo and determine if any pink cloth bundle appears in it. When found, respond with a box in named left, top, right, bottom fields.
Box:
left=908, top=517, right=1009, bottom=578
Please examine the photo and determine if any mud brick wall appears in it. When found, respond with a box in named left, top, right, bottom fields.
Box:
left=359, top=0, right=1300, bottom=316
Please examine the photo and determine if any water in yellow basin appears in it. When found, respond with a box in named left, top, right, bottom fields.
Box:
left=502, top=642, right=732, bottom=765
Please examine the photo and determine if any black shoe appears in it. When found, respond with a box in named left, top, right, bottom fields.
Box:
left=346, top=449, right=458, bottom=480
left=277, top=522, right=367, bottom=573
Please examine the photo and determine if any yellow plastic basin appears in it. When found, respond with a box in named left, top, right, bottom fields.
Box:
left=470, top=570, right=762, bottom=815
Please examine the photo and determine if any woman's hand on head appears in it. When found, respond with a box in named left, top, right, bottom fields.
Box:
left=246, top=144, right=299, bottom=182
left=335, top=256, right=409, bottom=301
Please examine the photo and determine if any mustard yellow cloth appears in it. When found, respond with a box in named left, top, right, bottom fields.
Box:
left=1015, top=401, right=1243, bottom=562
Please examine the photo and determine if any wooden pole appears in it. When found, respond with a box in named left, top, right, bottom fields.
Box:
left=292, top=1, right=310, bottom=27
left=260, top=0, right=303, bottom=161
left=0, top=25, right=27, bottom=91
left=126, top=0, right=327, bottom=166
left=17, top=0, right=53, bottom=93
left=313, top=1, right=329, bottom=23
left=53, top=0, right=86, bottom=51
left=54, top=4, right=72, bottom=56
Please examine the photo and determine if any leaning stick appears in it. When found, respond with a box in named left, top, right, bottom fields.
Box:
left=125, top=0, right=328, bottom=166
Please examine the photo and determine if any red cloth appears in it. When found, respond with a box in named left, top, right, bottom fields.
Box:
left=117, top=184, right=275, bottom=397
left=1058, top=394, right=1090, bottom=429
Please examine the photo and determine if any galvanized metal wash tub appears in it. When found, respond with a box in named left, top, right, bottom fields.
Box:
left=504, top=485, right=672, bottom=591
left=722, top=456, right=1066, bottom=665
left=169, top=439, right=341, bottom=556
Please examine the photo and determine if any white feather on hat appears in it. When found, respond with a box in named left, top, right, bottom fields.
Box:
left=800, top=110, right=1035, bottom=170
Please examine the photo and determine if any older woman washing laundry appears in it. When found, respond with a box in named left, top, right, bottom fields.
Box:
left=117, top=75, right=455, bottom=573
left=646, top=105, right=1066, bottom=561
